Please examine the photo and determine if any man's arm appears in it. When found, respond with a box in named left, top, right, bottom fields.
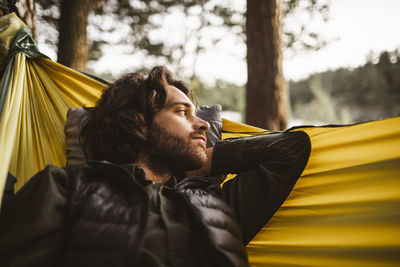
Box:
left=211, top=131, right=311, bottom=244
left=0, top=165, right=69, bottom=266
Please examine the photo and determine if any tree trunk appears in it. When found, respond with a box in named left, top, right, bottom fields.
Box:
left=17, top=0, right=37, bottom=41
left=246, top=0, right=289, bottom=130
left=57, top=0, right=91, bottom=71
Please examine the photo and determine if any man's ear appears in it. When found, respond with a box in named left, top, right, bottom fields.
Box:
left=149, top=90, right=157, bottom=108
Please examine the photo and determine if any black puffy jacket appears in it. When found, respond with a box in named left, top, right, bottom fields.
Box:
left=0, top=131, right=311, bottom=267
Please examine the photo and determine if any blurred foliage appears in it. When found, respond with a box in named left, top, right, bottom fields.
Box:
left=35, top=0, right=331, bottom=75
left=282, top=0, right=331, bottom=56
left=192, top=77, right=245, bottom=115
left=292, top=78, right=352, bottom=124
left=289, top=49, right=400, bottom=123
left=35, top=0, right=245, bottom=71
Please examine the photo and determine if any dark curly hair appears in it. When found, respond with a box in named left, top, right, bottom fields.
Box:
left=80, top=66, right=191, bottom=164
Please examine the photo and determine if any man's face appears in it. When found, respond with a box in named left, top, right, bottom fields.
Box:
left=147, top=85, right=210, bottom=174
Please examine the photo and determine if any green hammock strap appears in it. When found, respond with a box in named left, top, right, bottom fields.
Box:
left=7, top=26, right=45, bottom=62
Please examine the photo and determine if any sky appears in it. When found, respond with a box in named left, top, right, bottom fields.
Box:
left=39, top=0, right=400, bottom=84
left=284, top=0, right=400, bottom=81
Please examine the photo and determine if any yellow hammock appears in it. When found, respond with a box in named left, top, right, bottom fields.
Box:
left=0, top=13, right=399, bottom=266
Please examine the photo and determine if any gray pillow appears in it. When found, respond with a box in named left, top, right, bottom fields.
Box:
left=196, top=104, right=222, bottom=148
left=64, top=105, right=222, bottom=165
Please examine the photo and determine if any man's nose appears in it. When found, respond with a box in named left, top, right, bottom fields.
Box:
left=195, top=116, right=210, bottom=132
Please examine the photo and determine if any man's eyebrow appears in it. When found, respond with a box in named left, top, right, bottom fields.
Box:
left=166, top=101, right=195, bottom=110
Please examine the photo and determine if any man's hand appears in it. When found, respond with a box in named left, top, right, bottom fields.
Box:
left=185, top=147, right=214, bottom=177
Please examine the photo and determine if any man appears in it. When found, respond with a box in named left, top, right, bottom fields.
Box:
left=0, top=66, right=311, bottom=267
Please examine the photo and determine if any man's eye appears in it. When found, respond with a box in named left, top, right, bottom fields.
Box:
left=177, top=109, right=186, bottom=115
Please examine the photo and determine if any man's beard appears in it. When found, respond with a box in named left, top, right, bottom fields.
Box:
left=145, top=122, right=207, bottom=176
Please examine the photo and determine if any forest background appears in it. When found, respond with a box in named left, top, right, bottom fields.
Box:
left=14, top=0, right=400, bottom=129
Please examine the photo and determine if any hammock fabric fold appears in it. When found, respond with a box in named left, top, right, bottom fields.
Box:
left=222, top=119, right=400, bottom=266
left=0, top=13, right=399, bottom=266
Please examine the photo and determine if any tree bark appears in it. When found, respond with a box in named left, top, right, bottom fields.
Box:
left=246, top=0, right=289, bottom=130
left=17, top=0, right=37, bottom=41
left=57, top=0, right=91, bottom=71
